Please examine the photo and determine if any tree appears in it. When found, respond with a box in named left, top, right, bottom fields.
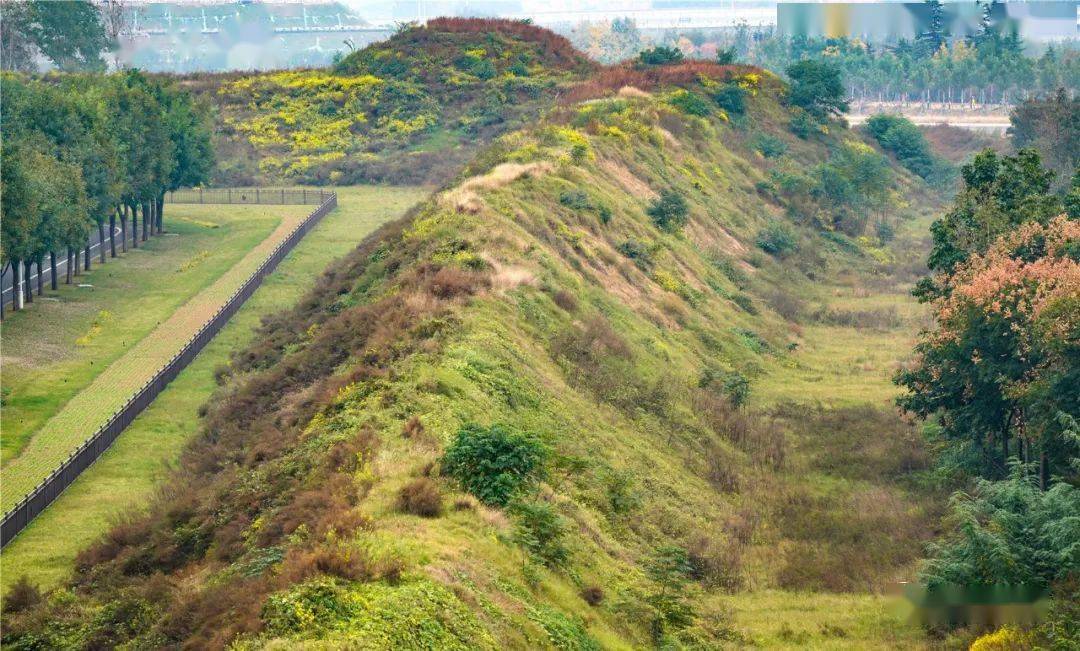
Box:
left=638, top=46, right=684, bottom=67
left=864, top=114, right=940, bottom=180
left=0, top=0, right=112, bottom=72
left=921, top=149, right=1062, bottom=282
left=647, top=190, right=689, bottom=232
left=1008, top=89, right=1080, bottom=191
left=156, top=84, right=214, bottom=231
left=645, top=545, right=696, bottom=641
left=785, top=59, right=849, bottom=120
left=897, top=216, right=1079, bottom=487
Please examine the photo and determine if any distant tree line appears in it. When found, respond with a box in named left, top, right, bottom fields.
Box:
left=0, top=0, right=115, bottom=73
left=1, top=71, right=213, bottom=314
left=565, top=16, right=1078, bottom=106
left=752, top=34, right=1078, bottom=106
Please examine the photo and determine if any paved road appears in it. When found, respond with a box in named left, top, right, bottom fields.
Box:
left=1, top=226, right=122, bottom=308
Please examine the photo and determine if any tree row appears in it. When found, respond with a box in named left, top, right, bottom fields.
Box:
left=1, top=71, right=213, bottom=315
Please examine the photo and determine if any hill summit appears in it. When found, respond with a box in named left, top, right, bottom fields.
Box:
left=206, top=18, right=594, bottom=186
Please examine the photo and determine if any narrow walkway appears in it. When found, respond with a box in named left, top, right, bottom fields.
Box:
left=1, top=210, right=313, bottom=512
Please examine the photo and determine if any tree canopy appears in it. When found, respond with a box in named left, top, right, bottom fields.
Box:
left=0, top=0, right=112, bottom=72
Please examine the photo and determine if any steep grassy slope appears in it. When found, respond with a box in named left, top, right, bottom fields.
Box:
left=3, top=55, right=946, bottom=649
left=192, top=18, right=594, bottom=186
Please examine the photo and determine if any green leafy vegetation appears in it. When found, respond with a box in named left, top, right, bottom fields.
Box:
left=1, top=70, right=213, bottom=314
left=864, top=114, right=945, bottom=181
left=442, top=423, right=548, bottom=507
left=2, top=18, right=1030, bottom=651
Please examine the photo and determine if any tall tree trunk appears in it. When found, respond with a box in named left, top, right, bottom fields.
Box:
left=98, top=221, right=106, bottom=263
left=67, top=249, right=74, bottom=283
left=110, top=210, right=118, bottom=257
left=142, top=202, right=149, bottom=241
left=13, top=258, right=23, bottom=310
left=1, top=263, right=6, bottom=319
left=36, top=257, right=43, bottom=295
left=130, top=204, right=138, bottom=249
left=84, top=241, right=91, bottom=271
left=23, top=260, right=33, bottom=303
left=50, top=251, right=57, bottom=290
left=121, top=205, right=128, bottom=252
left=157, top=194, right=165, bottom=233
left=1040, top=450, right=1048, bottom=490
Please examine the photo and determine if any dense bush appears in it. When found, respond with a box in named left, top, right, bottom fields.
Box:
left=864, top=114, right=940, bottom=179
left=712, top=84, right=747, bottom=116
left=647, top=190, right=690, bottom=232
left=667, top=89, right=712, bottom=117
left=511, top=500, right=569, bottom=567
left=755, top=222, right=798, bottom=257
left=442, top=424, right=547, bottom=507
left=618, top=240, right=654, bottom=269
left=638, top=46, right=684, bottom=66
left=921, top=469, right=1080, bottom=589
left=753, top=134, right=787, bottom=158
left=396, top=477, right=443, bottom=517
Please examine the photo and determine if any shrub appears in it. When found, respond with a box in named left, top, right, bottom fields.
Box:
left=789, top=110, right=815, bottom=139
left=668, top=89, right=711, bottom=117
left=731, top=293, right=757, bottom=315
left=559, top=190, right=591, bottom=210
left=617, top=240, right=654, bottom=269
left=647, top=190, right=690, bottom=232
left=864, top=114, right=938, bottom=179
left=755, top=222, right=798, bottom=257
left=712, top=84, right=746, bottom=116
left=712, top=255, right=749, bottom=288
left=921, top=469, right=1080, bottom=589
left=753, top=134, right=787, bottom=159
left=442, top=424, right=547, bottom=507
left=699, top=368, right=751, bottom=408
left=401, top=416, right=425, bottom=439
left=638, top=46, right=684, bottom=66
left=552, top=289, right=578, bottom=312
left=511, top=500, right=569, bottom=567
left=581, top=585, right=604, bottom=606
left=396, top=477, right=443, bottom=517
left=715, top=47, right=737, bottom=65
left=2, top=576, right=41, bottom=614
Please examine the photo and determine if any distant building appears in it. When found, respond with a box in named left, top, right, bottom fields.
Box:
left=777, top=1, right=1078, bottom=43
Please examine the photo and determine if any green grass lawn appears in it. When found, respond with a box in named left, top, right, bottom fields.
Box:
left=0, top=186, right=426, bottom=591
left=0, top=204, right=302, bottom=465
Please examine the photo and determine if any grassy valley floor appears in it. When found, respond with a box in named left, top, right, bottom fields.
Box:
left=0, top=187, right=426, bottom=589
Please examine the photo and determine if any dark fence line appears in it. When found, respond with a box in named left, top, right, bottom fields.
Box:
left=166, top=187, right=330, bottom=205
left=0, top=193, right=339, bottom=548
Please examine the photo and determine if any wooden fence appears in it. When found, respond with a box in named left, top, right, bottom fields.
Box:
left=165, top=187, right=330, bottom=205
left=0, top=193, right=339, bottom=548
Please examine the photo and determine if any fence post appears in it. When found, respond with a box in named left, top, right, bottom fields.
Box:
left=228, top=188, right=232, bottom=204
left=281, top=188, right=285, bottom=204
left=256, top=188, right=259, bottom=204
left=200, top=188, right=204, bottom=204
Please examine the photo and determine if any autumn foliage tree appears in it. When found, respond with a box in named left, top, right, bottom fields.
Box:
left=896, top=216, right=1079, bottom=487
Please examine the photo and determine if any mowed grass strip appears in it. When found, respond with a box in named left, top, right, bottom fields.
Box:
left=1, top=203, right=319, bottom=512
left=1, top=205, right=299, bottom=464
left=0, top=186, right=427, bottom=589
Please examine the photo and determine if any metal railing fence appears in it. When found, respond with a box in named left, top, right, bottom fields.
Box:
left=0, top=193, right=338, bottom=548
left=165, top=187, right=330, bottom=206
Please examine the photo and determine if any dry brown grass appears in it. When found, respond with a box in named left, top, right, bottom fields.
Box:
left=563, top=62, right=759, bottom=104
left=396, top=477, right=444, bottom=517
